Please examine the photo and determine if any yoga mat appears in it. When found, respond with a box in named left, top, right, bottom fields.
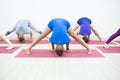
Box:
left=115, top=41, right=120, bottom=44
left=97, top=46, right=120, bottom=53
left=0, top=40, right=50, bottom=44
left=0, top=40, right=115, bottom=45
left=0, top=46, right=19, bottom=54
left=70, top=40, right=115, bottom=44
left=16, top=49, right=104, bottom=58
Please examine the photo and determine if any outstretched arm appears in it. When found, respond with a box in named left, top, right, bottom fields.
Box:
left=0, top=34, right=15, bottom=50
left=26, top=26, right=52, bottom=54
left=90, top=26, right=102, bottom=41
left=5, top=27, right=16, bottom=36
left=29, top=31, right=33, bottom=41
left=0, top=34, right=12, bottom=45
left=28, top=21, right=42, bottom=34
left=68, top=27, right=92, bottom=54
left=51, top=43, right=55, bottom=51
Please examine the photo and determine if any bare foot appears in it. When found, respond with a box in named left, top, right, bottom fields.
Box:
left=26, top=49, right=31, bottom=55
left=6, top=45, right=15, bottom=50
left=88, top=49, right=92, bottom=55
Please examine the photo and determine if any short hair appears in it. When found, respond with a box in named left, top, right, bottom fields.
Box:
left=82, top=37, right=89, bottom=43
left=56, top=49, right=64, bottom=56
left=19, top=37, right=25, bottom=43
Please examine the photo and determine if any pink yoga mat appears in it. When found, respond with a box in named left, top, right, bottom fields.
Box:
left=0, top=40, right=50, bottom=44
left=115, top=41, right=120, bottom=44
left=97, top=46, right=120, bottom=53
left=70, top=40, right=115, bottom=44
left=0, top=46, right=19, bottom=54
left=0, top=40, right=115, bottom=45
left=15, top=49, right=104, bottom=58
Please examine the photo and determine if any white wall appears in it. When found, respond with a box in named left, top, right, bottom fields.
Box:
left=0, top=0, right=120, bottom=39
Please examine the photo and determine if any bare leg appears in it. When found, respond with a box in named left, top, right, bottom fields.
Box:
left=68, top=27, right=92, bottom=54
left=26, top=27, right=52, bottom=54
left=0, top=34, right=15, bottom=50
left=1, top=34, right=12, bottom=45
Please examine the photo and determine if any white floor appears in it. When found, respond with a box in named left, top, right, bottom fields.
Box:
left=0, top=41, right=120, bottom=80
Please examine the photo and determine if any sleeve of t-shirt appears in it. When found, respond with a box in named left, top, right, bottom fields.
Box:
left=89, top=19, right=92, bottom=24
left=48, top=20, right=53, bottom=30
left=65, top=20, right=70, bottom=29
left=77, top=19, right=81, bottom=25
left=6, top=21, right=18, bottom=34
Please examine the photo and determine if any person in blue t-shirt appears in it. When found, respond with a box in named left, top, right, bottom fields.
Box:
left=26, top=18, right=92, bottom=56
left=5, top=19, right=42, bottom=43
left=74, top=17, right=102, bottom=43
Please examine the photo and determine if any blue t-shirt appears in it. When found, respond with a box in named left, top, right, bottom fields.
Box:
left=77, top=17, right=92, bottom=36
left=48, top=18, right=71, bottom=45
left=77, top=17, right=92, bottom=25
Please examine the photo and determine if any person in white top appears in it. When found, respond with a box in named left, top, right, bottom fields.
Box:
left=5, top=19, right=42, bottom=43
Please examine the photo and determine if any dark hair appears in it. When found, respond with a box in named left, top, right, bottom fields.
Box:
left=19, top=37, right=25, bottom=43
left=82, top=37, right=89, bottom=43
left=56, top=49, right=64, bottom=56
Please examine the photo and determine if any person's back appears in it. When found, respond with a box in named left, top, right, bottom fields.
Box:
left=79, top=21, right=91, bottom=36
left=48, top=18, right=71, bottom=45
left=6, top=19, right=42, bottom=43
left=77, top=17, right=92, bottom=36
left=15, top=19, right=30, bottom=34
left=77, top=17, right=92, bottom=25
